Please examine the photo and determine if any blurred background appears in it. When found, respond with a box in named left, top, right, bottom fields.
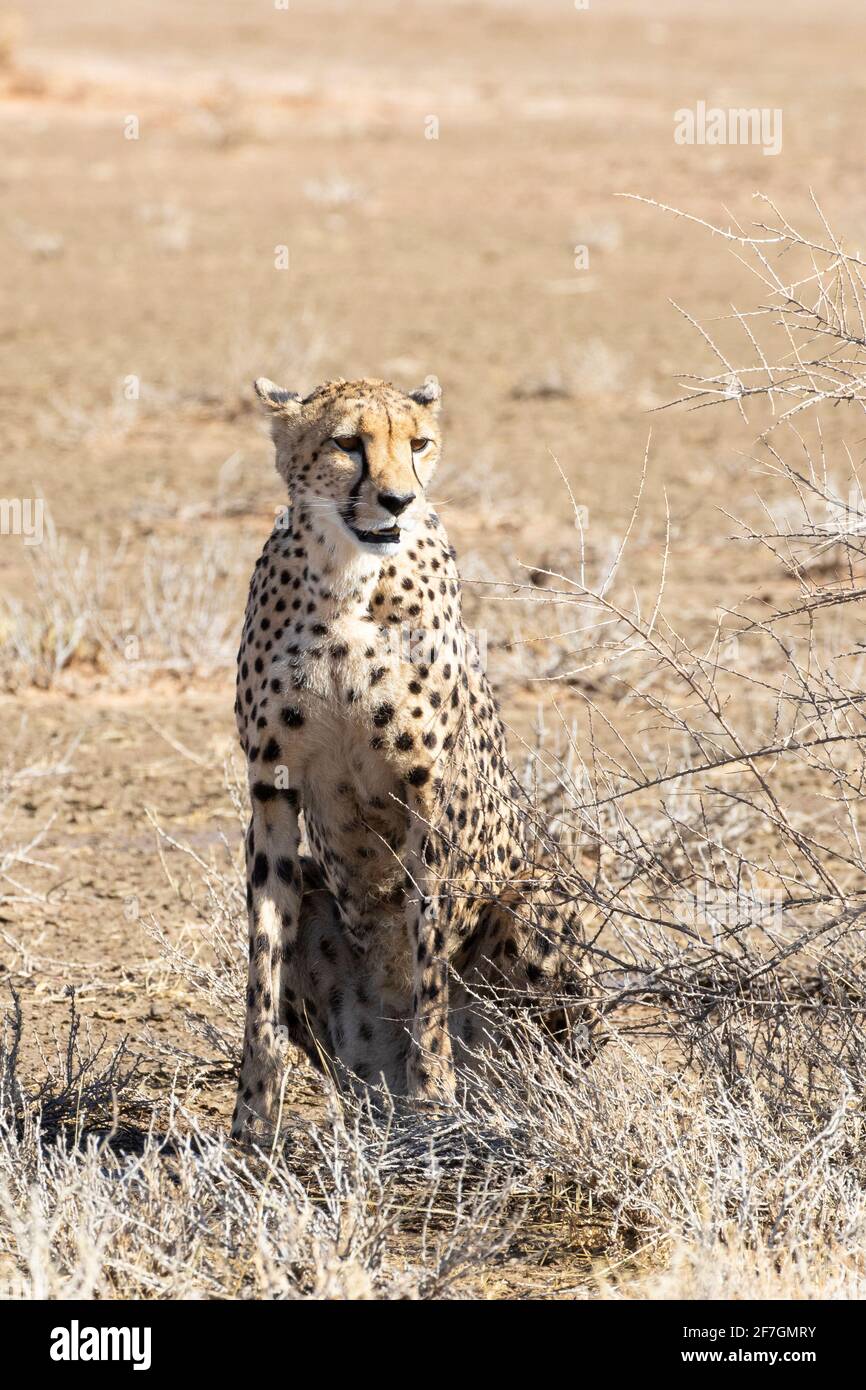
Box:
left=3, top=0, right=865, bottom=557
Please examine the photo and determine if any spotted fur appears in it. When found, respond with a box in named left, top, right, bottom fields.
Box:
left=232, top=375, right=594, bottom=1139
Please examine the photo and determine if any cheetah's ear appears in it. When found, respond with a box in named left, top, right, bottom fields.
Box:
left=253, top=377, right=303, bottom=414
left=409, top=375, right=442, bottom=412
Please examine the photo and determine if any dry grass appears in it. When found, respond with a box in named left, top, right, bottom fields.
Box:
left=0, top=517, right=244, bottom=689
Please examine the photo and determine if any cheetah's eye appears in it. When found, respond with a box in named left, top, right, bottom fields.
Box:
left=333, top=435, right=362, bottom=453
left=410, top=438, right=431, bottom=453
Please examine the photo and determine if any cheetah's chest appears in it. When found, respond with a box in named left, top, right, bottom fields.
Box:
left=270, top=620, right=412, bottom=926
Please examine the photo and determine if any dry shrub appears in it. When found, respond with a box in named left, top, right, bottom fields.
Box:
left=0, top=515, right=243, bottom=689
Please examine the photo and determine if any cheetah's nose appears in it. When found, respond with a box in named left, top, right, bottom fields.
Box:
left=377, top=490, right=416, bottom=516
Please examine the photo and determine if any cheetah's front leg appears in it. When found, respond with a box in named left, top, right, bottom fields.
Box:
left=232, top=788, right=302, bottom=1140
left=405, top=825, right=456, bottom=1102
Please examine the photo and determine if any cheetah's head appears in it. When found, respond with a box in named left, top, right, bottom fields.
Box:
left=253, top=375, right=442, bottom=558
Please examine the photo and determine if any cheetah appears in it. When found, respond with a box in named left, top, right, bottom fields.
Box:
left=232, top=373, right=595, bottom=1139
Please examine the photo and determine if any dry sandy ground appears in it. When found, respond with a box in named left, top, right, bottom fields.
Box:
left=1, top=0, right=865, bottom=1294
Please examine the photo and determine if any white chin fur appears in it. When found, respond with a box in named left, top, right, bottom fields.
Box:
left=357, top=538, right=401, bottom=557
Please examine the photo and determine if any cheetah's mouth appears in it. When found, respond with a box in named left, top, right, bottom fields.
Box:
left=348, top=522, right=402, bottom=548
